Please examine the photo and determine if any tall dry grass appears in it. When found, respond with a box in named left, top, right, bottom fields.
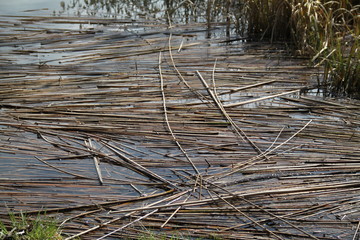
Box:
left=289, top=0, right=359, bottom=98
left=238, top=0, right=359, bottom=98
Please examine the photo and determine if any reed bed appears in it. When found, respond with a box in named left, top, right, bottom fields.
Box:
left=232, top=0, right=360, bottom=98
left=0, top=14, right=360, bottom=240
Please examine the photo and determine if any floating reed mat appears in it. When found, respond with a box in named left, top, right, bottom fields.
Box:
left=0, top=15, right=360, bottom=240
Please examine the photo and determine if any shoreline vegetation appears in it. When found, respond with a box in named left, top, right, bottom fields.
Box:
left=203, top=0, right=359, bottom=99
left=239, top=0, right=359, bottom=99
left=59, top=0, right=359, bottom=99
left=0, top=1, right=359, bottom=239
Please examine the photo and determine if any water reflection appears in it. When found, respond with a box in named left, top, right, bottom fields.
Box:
left=58, top=0, right=235, bottom=25
left=55, top=0, right=247, bottom=39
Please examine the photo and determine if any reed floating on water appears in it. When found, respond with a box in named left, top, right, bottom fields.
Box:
left=0, top=7, right=360, bottom=240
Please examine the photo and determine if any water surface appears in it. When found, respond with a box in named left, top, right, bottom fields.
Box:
left=0, top=0, right=233, bottom=24
left=0, top=0, right=70, bottom=15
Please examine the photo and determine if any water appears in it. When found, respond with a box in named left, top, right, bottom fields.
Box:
left=0, top=0, right=233, bottom=25
left=0, top=0, right=237, bottom=68
left=0, top=0, right=69, bottom=15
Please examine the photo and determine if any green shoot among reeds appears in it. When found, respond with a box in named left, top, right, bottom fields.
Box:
left=0, top=211, right=62, bottom=240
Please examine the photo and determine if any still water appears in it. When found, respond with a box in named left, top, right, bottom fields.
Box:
left=0, top=0, right=232, bottom=24
left=0, top=0, right=67, bottom=15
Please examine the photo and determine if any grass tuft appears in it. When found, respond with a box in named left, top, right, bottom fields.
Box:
left=0, top=211, right=62, bottom=240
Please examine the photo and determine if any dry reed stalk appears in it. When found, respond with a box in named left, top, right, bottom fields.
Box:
left=1, top=13, right=359, bottom=239
left=96, top=193, right=187, bottom=240
left=223, top=89, right=300, bottom=107
left=353, top=221, right=360, bottom=240
left=34, top=156, right=94, bottom=180
left=159, top=52, right=200, bottom=176
left=201, top=178, right=321, bottom=240
left=168, top=34, right=207, bottom=102
left=85, top=138, right=103, bottom=185
left=211, top=190, right=285, bottom=240
left=102, top=141, right=178, bottom=189
left=195, top=70, right=300, bottom=183
left=66, top=190, right=191, bottom=240
left=21, top=189, right=176, bottom=216
left=216, top=119, right=313, bottom=179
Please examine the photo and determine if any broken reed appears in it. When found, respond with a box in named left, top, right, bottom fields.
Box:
left=235, top=0, right=359, bottom=98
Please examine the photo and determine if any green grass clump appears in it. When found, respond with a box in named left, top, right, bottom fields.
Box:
left=0, top=211, right=62, bottom=240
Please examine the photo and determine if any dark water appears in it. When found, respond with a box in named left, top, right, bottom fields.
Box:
left=0, top=0, right=232, bottom=23
left=0, top=0, right=242, bottom=43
